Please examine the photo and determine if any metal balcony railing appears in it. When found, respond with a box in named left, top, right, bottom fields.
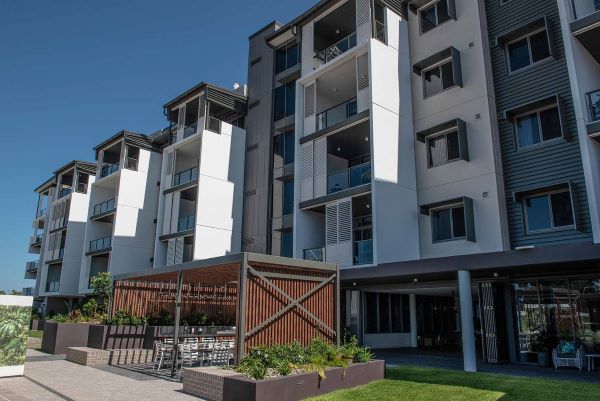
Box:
left=327, top=161, right=371, bottom=194
left=571, top=0, right=600, bottom=19
left=58, top=187, right=72, bottom=198
left=89, top=236, right=111, bottom=252
left=26, top=260, right=39, bottom=272
left=37, top=207, right=47, bottom=218
left=587, top=89, right=600, bottom=123
left=303, top=247, right=325, bottom=262
left=30, top=234, right=43, bottom=246
left=23, top=287, right=34, bottom=296
left=100, top=163, right=119, bottom=178
left=206, top=116, right=222, bottom=133
left=183, top=122, right=198, bottom=139
left=316, top=97, right=358, bottom=131
left=45, top=281, right=60, bottom=293
left=173, top=166, right=199, bottom=186
left=178, top=215, right=196, bottom=232
left=92, top=198, right=115, bottom=216
left=314, top=32, right=357, bottom=68
left=353, top=239, right=373, bottom=265
left=374, top=20, right=387, bottom=43
left=125, top=157, right=138, bottom=171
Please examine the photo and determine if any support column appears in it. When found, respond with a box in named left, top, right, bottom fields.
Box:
left=170, top=271, right=183, bottom=377
left=409, top=294, right=417, bottom=348
left=458, top=270, right=477, bottom=372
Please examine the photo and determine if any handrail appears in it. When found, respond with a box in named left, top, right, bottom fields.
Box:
left=58, top=187, right=72, bottom=198
left=327, top=161, right=371, bottom=194
left=587, top=89, right=600, bottom=123
left=314, top=32, right=357, bottom=68
left=100, top=163, right=119, bottom=178
left=26, top=261, right=39, bottom=272
left=178, top=215, right=196, bottom=232
left=173, top=166, right=199, bottom=186
left=92, top=198, right=116, bottom=216
left=89, top=236, right=112, bottom=252
left=316, top=97, right=358, bottom=131
left=303, top=247, right=325, bottom=262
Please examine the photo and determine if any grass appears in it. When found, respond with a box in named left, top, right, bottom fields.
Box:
left=28, top=330, right=43, bottom=339
left=305, top=365, right=600, bottom=401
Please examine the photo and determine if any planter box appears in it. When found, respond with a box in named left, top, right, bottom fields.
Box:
left=87, top=325, right=147, bottom=350
left=30, top=319, right=45, bottom=331
left=183, top=360, right=385, bottom=401
left=42, top=322, right=90, bottom=355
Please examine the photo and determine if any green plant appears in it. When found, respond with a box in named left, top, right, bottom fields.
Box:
left=90, top=272, right=111, bottom=314
left=188, top=312, right=208, bottom=326
left=0, top=305, right=31, bottom=367
left=103, top=310, right=147, bottom=326
left=80, top=299, right=100, bottom=319
left=146, top=310, right=174, bottom=326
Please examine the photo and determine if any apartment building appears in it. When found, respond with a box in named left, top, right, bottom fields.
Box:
left=79, top=130, right=163, bottom=294
left=246, top=0, right=600, bottom=371
left=153, top=82, right=247, bottom=267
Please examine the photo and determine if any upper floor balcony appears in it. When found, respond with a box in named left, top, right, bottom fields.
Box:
left=29, top=234, right=43, bottom=248
left=303, top=246, right=325, bottom=262
left=55, top=161, right=94, bottom=199
left=89, top=236, right=112, bottom=253
left=26, top=260, right=39, bottom=273
left=316, top=97, right=358, bottom=131
left=570, top=0, right=600, bottom=63
left=22, top=287, right=34, bottom=296
left=173, top=166, right=199, bottom=187
left=312, top=0, right=357, bottom=70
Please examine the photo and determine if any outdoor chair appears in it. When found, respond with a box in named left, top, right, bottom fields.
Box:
left=552, top=341, right=585, bottom=371
left=209, top=341, right=235, bottom=366
left=177, top=344, right=200, bottom=379
left=153, top=342, right=174, bottom=371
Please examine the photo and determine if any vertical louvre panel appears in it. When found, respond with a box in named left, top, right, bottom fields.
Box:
left=479, top=282, right=499, bottom=363
left=174, top=238, right=184, bottom=264
left=166, top=152, right=174, bottom=175
left=304, top=84, right=315, bottom=117
left=463, top=196, right=476, bottom=242
left=428, top=135, right=448, bottom=167
left=337, top=200, right=352, bottom=243
left=457, top=119, right=470, bottom=161
left=300, top=142, right=314, bottom=201
left=177, top=106, right=185, bottom=131
left=357, top=53, right=370, bottom=91
left=325, top=205, right=338, bottom=245
left=166, top=239, right=176, bottom=266
left=163, top=193, right=173, bottom=235
left=314, top=137, right=327, bottom=198
left=451, top=47, right=463, bottom=87
left=356, top=0, right=371, bottom=26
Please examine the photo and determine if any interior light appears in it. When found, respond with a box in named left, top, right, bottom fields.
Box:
left=337, top=147, right=341, bottom=152
left=365, top=137, right=369, bottom=142
left=336, top=29, right=340, bottom=34
left=366, top=204, right=370, bottom=209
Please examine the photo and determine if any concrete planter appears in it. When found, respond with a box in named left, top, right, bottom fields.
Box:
left=87, top=325, right=147, bottom=350
left=30, top=319, right=45, bottom=331
left=41, top=322, right=90, bottom=355
left=183, top=360, right=385, bottom=401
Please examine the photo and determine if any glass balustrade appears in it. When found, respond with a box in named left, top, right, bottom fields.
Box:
left=375, top=20, right=387, bottom=43
left=303, top=247, right=325, bottom=262
left=89, top=236, right=112, bottom=252
left=206, top=116, right=222, bottom=133
left=316, top=98, right=358, bottom=131
left=100, top=163, right=119, bottom=178
left=125, top=157, right=139, bottom=170
left=588, top=89, right=600, bottom=122
left=178, top=215, right=196, bottom=232
left=92, top=198, right=115, bottom=216
left=46, top=281, right=60, bottom=292
left=173, top=166, right=199, bottom=186
left=571, top=0, right=600, bottom=19
left=327, top=162, right=371, bottom=194
left=183, top=122, right=198, bottom=138
left=353, top=239, right=373, bottom=265
left=314, top=32, right=357, bottom=68
left=58, top=187, right=72, bottom=198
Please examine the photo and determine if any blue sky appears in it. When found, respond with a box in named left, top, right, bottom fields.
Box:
left=0, top=0, right=314, bottom=291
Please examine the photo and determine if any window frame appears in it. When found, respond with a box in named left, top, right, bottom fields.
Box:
left=422, top=58, right=457, bottom=98
left=426, top=127, right=462, bottom=168
left=523, top=188, right=576, bottom=234
left=418, top=0, right=455, bottom=34
left=505, top=27, right=552, bottom=74
left=430, top=202, right=467, bottom=243
left=513, top=103, right=564, bottom=149
left=275, top=41, right=300, bottom=75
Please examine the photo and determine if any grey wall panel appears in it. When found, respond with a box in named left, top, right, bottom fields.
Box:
left=484, top=0, right=592, bottom=247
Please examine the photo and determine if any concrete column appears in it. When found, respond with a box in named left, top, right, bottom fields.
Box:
left=458, top=270, right=477, bottom=372
left=409, top=294, right=418, bottom=348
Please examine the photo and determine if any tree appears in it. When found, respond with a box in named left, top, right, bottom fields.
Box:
left=90, top=272, right=111, bottom=315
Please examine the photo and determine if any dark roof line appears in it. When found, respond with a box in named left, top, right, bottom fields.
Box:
left=52, top=160, right=97, bottom=176
left=265, top=0, right=340, bottom=43
left=248, top=20, right=283, bottom=40
left=162, top=82, right=247, bottom=110
left=34, top=176, right=56, bottom=193
left=93, top=129, right=146, bottom=152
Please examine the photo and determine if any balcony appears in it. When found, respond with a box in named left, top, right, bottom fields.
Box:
left=328, top=162, right=371, bottom=194
left=314, top=32, right=357, bottom=69
left=177, top=215, right=196, bottom=232
left=45, top=281, right=60, bottom=293
left=36, top=207, right=47, bottom=219
left=26, top=260, right=39, bottom=273
left=173, top=166, right=199, bottom=187
left=89, top=236, right=111, bottom=253
left=58, top=187, right=72, bottom=198
left=571, top=0, right=600, bottom=63
left=206, top=116, right=222, bottom=134
left=316, top=98, right=357, bottom=131
left=100, top=163, right=119, bottom=178
left=30, top=234, right=43, bottom=247
left=92, top=198, right=116, bottom=217
left=303, top=247, right=325, bottom=262
left=353, top=239, right=373, bottom=265
left=586, top=89, right=600, bottom=138
left=22, top=287, right=34, bottom=296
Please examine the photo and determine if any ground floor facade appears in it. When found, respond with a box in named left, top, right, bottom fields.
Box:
left=341, top=242, right=600, bottom=371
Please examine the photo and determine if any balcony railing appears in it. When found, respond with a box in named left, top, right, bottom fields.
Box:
left=314, top=32, right=357, bottom=68
left=183, top=123, right=198, bottom=139
left=571, top=0, right=600, bottom=19
left=26, top=260, right=39, bottom=272
left=58, top=187, right=72, bottom=198
left=45, top=281, right=60, bottom=293
left=374, top=20, right=387, bottom=43
left=23, top=287, right=34, bottom=296
left=206, top=116, right=222, bottom=133
left=353, top=239, right=373, bottom=265
left=89, top=236, right=111, bottom=252
left=92, top=198, right=115, bottom=216
left=125, top=157, right=139, bottom=171
left=178, top=215, right=196, bottom=232
left=173, top=166, right=199, bottom=186
left=587, top=89, right=600, bottom=123
left=316, top=97, right=358, bottom=131
left=100, top=163, right=119, bottom=178
left=327, top=161, right=371, bottom=194
left=303, top=247, right=325, bottom=262
left=30, top=234, right=43, bottom=246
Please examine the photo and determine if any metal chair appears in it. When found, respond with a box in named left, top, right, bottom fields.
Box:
left=153, top=342, right=173, bottom=371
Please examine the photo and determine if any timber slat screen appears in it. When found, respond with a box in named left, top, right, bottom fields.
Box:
left=111, top=253, right=339, bottom=361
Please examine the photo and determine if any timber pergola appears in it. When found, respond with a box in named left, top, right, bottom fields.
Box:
left=111, top=253, right=339, bottom=375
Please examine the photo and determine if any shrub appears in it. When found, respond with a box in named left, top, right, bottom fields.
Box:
left=90, top=272, right=111, bottom=314
left=103, top=310, right=147, bottom=326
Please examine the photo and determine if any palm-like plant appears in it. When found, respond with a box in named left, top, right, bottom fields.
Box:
left=0, top=305, right=31, bottom=367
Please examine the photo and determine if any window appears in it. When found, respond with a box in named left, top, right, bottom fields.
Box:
left=514, top=105, right=562, bottom=148
left=524, top=189, right=574, bottom=233
left=427, top=130, right=460, bottom=167
left=420, top=0, right=453, bottom=33
left=274, top=130, right=295, bottom=165
left=432, top=204, right=466, bottom=241
left=423, top=60, right=455, bottom=97
left=283, top=179, right=294, bottom=215
left=364, top=293, right=410, bottom=334
left=274, top=81, right=296, bottom=121
left=281, top=230, right=293, bottom=257
left=506, top=29, right=551, bottom=72
left=275, top=42, right=299, bottom=74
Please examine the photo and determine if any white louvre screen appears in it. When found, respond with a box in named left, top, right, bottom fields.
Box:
left=337, top=200, right=352, bottom=243
left=166, top=239, right=176, bottom=266
left=326, top=204, right=338, bottom=245
left=300, top=142, right=314, bottom=201
left=166, top=152, right=174, bottom=175
left=356, top=0, right=371, bottom=26
left=428, top=135, right=448, bottom=167
left=304, top=84, right=315, bottom=117
left=314, top=137, right=327, bottom=198
left=357, top=53, right=369, bottom=91
left=174, top=237, right=184, bottom=264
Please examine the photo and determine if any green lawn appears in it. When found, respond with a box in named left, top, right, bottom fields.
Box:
left=305, top=366, right=600, bottom=401
left=28, top=330, right=43, bottom=339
